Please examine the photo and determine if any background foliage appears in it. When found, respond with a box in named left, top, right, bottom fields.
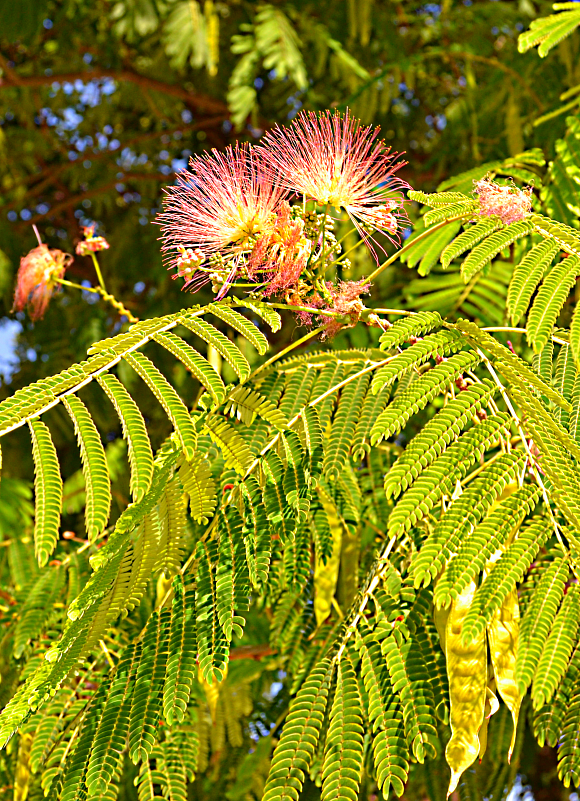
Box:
left=2, top=1, right=580, bottom=800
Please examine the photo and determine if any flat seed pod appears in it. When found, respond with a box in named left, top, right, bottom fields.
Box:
left=488, top=590, right=522, bottom=760
left=445, top=581, right=487, bottom=797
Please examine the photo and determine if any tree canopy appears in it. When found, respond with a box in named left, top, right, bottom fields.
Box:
left=2, top=2, right=580, bottom=800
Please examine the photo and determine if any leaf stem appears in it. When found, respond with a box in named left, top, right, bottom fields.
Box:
left=90, top=251, right=107, bottom=293
left=252, top=326, right=324, bottom=378
left=364, top=215, right=470, bottom=284
left=55, top=278, right=139, bottom=323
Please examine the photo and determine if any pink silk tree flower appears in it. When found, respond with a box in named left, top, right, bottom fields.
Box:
left=12, top=244, right=72, bottom=320
left=156, top=142, right=288, bottom=292
left=76, top=224, right=110, bottom=255
left=248, top=202, right=312, bottom=294
left=474, top=179, right=533, bottom=225
left=258, top=110, right=410, bottom=242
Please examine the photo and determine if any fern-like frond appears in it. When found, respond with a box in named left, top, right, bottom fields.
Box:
left=382, top=627, right=438, bottom=763
left=531, top=213, right=580, bottom=258
left=557, top=671, right=580, bottom=788
left=453, top=319, right=571, bottom=410
left=29, top=419, right=63, bottom=567
left=62, top=394, right=111, bottom=540
left=204, top=416, right=253, bottom=475
left=554, top=343, right=577, bottom=428
left=460, top=519, right=551, bottom=644
left=531, top=584, right=580, bottom=709
left=384, top=380, right=497, bottom=499
left=231, top=298, right=282, bottom=332
left=98, top=374, right=154, bottom=502
left=178, top=452, right=217, bottom=524
left=179, top=315, right=251, bottom=381
left=324, top=368, right=369, bottom=480
left=206, top=302, right=269, bottom=354
left=263, top=659, right=332, bottom=801
left=527, top=256, right=580, bottom=353
left=217, top=508, right=250, bottom=641
left=163, top=578, right=197, bottom=726
left=358, top=634, right=409, bottom=798
left=423, top=201, right=478, bottom=227
left=157, top=475, right=187, bottom=574
left=408, top=190, right=472, bottom=207
left=518, top=3, right=580, bottom=57
left=86, top=642, right=140, bottom=794
left=440, top=218, right=503, bottom=269
left=371, top=330, right=466, bottom=395
left=533, top=643, right=580, bottom=748
left=378, top=312, right=443, bottom=351
left=517, top=555, right=569, bottom=694
left=506, top=239, right=560, bottom=324
left=386, top=414, right=510, bottom=538
left=195, top=540, right=229, bottom=683
left=370, top=350, right=480, bottom=444
left=434, top=485, right=541, bottom=609
left=321, top=657, right=364, bottom=801
left=226, top=384, right=288, bottom=430
left=124, top=351, right=197, bottom=459
left=401, top=221, right=463, bottom=277
left=129, top=609, right=171, bottom=764
left=412, top=452, right=526, bottom=589
left=459, top=218, right=534, bottom=283
left=153, top=331, right=226, bottom=405
left=13, top=567, right=65, bottom=658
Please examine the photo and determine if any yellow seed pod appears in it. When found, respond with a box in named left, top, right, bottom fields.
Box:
left=445, top=580, right=487, bottom=797
left=313, top=488, right=342, bottom=627
left=478, top=683, right=500, bottom=760
left=433, top=601, right=450, bottom=651
left=487, top=589, right=521, bottom=760
left=198, top=663, right=227, bottom=724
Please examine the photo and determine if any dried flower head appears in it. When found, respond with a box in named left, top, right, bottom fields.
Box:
left=76, top=224, right=110, bottom=256
left=319, top=280, right=370, bottom=338
left=157, top=142, right=288, bottom=288
left=259, top=111, right=409, bottom=240
left=474, top=178, right=532, bottom=225
left=12, top=244, right=72, bottom=320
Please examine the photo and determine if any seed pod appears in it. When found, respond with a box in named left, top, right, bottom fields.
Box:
left=314, top=489, right=342, bottom=627
left=478, top=682, right=500, bottom=760
left=445, top=580, right=487, bottom=797
left=434, top=601, right=450, bottom=650
left=487, top=589, right=521, bottom=760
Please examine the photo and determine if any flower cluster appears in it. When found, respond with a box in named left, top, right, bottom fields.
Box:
left=12, top=244, right=72, bottom=320
left=474, top=178, right=533, bottom=225
left=157, top=110, right=410, bottom=309
left=76, top=224, right=110, bottom=256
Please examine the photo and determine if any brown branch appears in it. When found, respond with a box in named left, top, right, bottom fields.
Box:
left=17, top=172, right=170, bottom=229
left=0, top=66, right=228, bottom=116
left=229, top=644, right=276, bottom=661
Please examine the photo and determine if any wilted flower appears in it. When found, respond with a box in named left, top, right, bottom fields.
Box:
left=76, top=224, right=110, bottom=255
left=157, top=142, right=288, bottom=293
left=12, top=244, right=72, bottom=320
left=318, top=280, right=370, bottom=338
left=248, top=203, right=312, bottom=294
left=474, top=179, right=532, bottom=225
left=259, top=110, right=409, bottom=241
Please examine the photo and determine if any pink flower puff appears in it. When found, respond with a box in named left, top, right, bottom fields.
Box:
left=474, top=178, right=533, bottom=225
left=157, top=142, right=288, bottom=294
left=13, top=244, right=72, bottom=320
left=258, top=110, right=410, bottom=242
